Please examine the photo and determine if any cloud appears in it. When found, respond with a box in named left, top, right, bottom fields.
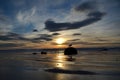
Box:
left=33, top=37, right=52, bottom=41
left=32, top=34, right=53, bottom=41
left=0, top=32, right=53, bottom=42
left=0, top=43, right=24, bottom=48
left=0, top=32, right=29, bottom=41
left=52, top=33, right=60, bottom=36
left=94, top=37, right=109, bottom=42
left=33, top=29, right=38, bottom=32
left=73, top=33, right=81, bottom=36
left=16, top=7, right=36, bottom=24
left=0, top=32, right=53, bottom=44
left=45, top=11, right=105, bottom=32
left=11, top=0, right=26, bottom=7
left=0, top=15, right=8, bottom=21
left=0, top=24, right=13, bottom=34
left=67, top=39, right=80, bottom=42
left=13, top=22, right=35, bottom=34
left=0, top=15, right=13, bottom=34
left=44, top=0, right=106, bottom=32
left=52, top=39, right=80, bottom=45
left=74, top=1, right=97, bottom=12
left=0, top=32, right=53, bottom=43
left=63, top=41, right=120, bottom=46
left=88, top=11, right=106, bottom=18
left=0, top=35, right=13, bottom=41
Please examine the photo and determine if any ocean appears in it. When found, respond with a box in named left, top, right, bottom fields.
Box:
left=0, top=48, right=120, bottom=80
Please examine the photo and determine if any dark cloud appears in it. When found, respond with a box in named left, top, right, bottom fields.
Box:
left=96, top=39, right=108, bottom=41
left=33, top=37, right=52, bottom=41
left=33, top=29, right=38, bottom=32
left=0, top=43, right=24, bottom=48
left=45, top=20, right=70, bottom=32
left=30, top=40, right=44, bottom=43
left=45, top=11, right=105, bottom=32
left=52, top=33, right=60, bottom=36
left=32, top=34, right=53, bottom=41
left=67, top=39, right=80, bottom=42
left=44, top=0, right=106, bottom=32
left=0, top=32, right=18, bottom=41
left=0, top=35, right=13, bottom=40
left=75, top=1, right=97, bottom=12
left=88, top=11, right=106, bottom=18
left=0, top=33, right=53, bottom=43
left=73, top=33, right=81, bottom=36
left=0, top=32, right=29, bottom=41
left=39, top=34, right=52, bottom=38
left=7, top=32, right=19, bottom=36
left=94, top=37, right=108, bottom=42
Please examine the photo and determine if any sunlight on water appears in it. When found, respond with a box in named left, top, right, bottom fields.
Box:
left=54, top=53, right=67, bottom=68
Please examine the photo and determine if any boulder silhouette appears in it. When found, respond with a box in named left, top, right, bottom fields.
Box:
left=64, top=45, right=77, bottom=55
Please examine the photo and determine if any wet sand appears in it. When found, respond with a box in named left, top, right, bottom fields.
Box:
left=0, top=50, right=120, bottom=80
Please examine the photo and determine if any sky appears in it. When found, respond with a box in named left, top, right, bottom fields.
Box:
left=0, top=0, right=120, bottom=50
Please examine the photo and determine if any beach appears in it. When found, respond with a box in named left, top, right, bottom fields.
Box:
left=0, top=49, right=120, bottom=80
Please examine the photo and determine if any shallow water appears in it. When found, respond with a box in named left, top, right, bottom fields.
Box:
left=0, top=50, right=120, bottom=80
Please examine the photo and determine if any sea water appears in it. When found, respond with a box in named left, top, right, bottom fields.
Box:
left=0, top=48, right=120, bottom=80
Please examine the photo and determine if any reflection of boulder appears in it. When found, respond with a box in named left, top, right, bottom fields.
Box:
left=32, top=52, right=37, bottom=55
left=100, top=48, right=108, bottom=51
left=41, top=51, right=47, bottom=54
left=66, top=57, right=76, bottom=61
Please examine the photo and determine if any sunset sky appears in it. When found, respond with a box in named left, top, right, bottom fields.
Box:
left=0, top=0, right=120, bottom=49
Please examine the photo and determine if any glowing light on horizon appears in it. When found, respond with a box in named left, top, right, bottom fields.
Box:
left=56, top=38, right=66, bottom=45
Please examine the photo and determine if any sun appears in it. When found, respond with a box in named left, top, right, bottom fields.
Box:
left=56, top=38, right=66, bottom=45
